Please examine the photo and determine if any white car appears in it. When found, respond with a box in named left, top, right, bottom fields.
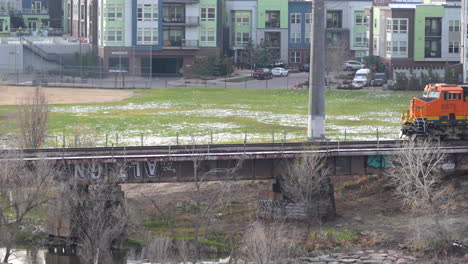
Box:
left=271, top=67, right=289, bottom=77
left=343, top=60, right=365, bottom=71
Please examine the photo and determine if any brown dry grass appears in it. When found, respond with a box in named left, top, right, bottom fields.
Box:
left=0, top=85, right=133, bottom=105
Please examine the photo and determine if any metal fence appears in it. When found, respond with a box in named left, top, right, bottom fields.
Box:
left=0, top=65, right=311, bottom=90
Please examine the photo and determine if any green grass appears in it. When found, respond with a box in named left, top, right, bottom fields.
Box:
left=0, top=88, right=419, bottom=146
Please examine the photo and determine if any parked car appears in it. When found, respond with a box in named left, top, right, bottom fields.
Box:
left=371, top=72, right=387, bottom=86
left=343, top=60, right=365, bottom=71
left=299, top=64, right=310, bottom=72
left=252, top=68, right=273, bottom=80
left=352, top=68, right=372, bottom=88
left=271, top=67, right=289, bottom=77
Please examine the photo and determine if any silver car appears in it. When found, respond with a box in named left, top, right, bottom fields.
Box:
left=343, top=60, right=364, bottom=71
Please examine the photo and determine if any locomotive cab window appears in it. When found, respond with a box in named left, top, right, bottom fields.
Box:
left=424, top=91, right=440, bottom=98
left=443, top=92, right=461, bottom=100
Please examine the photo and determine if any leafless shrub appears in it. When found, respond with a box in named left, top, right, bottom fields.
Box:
left=243, top=222, right=294, bottom=264
left=17, top=87, right=49, bottom=148
left=326, top=40, right=349, bottom=82
left=386, top=140, right=453, bottom=255
left=142, top=237, right=172, bottom=264
left=60, top=164, right=128, bottom=264
left=281, top=152, right=335, bottom=221
left=0, top=151, right=58, bottom=262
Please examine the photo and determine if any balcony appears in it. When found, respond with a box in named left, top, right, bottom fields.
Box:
left=265, top=22, right=280, bottom=28
left=22, top=8, right=49, bottom=15
left=163, top=16, right=199, bottom=26
left=425, top=29, right=441, bottom=38
left=163, top=39, right=199, bottom=49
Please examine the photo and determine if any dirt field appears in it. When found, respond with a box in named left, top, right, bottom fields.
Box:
left=0, top=85, right=134, bottom=105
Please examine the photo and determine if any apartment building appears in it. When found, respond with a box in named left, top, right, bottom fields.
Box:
left=461, top=0, right=468, bottom=82
left=92, top=0, right=223, bottom=76
left=288, top=0, right=311, bottom=67
left=21, top=0, right=50, bottom=30
left=225, top=0, right=371, bottom=67
left=65, top=0, right=97, bottom=43
left=367, top=0, right=462, bottom=80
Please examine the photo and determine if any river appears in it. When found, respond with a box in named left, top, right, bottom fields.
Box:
left=0, top=248, right=230, bottom=264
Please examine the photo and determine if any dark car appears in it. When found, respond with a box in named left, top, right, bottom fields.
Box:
left=252, top=68, right=273, bottom=80
left=299, top=64, right=310, bottom=72
left=371, top=73, right=387, bottom=86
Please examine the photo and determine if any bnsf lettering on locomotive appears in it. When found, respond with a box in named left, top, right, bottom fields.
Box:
left=415, top=106, right=425, bottom=111
left=441, top=104, right=457, bottom=110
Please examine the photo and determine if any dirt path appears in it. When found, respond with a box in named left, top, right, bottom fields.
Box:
left=0, top=86, right=133, bottom=105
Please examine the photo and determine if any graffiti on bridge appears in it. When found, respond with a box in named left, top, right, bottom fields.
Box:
left=72, top=161, right=177, bottom=180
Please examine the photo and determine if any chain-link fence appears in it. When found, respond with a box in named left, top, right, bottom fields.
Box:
left=0, top=64, right=312, bottom=90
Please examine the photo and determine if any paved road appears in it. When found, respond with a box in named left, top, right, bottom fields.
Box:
left=0, top=71, right=310, bottom=90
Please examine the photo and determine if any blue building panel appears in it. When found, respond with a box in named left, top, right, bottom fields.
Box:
left=22, top=0, right=48, bottom=10
left=131, top=0, right=163, bottom=51
left=288, top=1, right=312, bottom=49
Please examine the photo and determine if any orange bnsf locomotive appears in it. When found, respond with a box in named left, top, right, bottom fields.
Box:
left=401, top=83, right=468, bottom=140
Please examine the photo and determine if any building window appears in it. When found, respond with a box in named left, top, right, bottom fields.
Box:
left=290, top=51, right=301, bottom=63
left=137, top=4, right=158, bottom=21
left=106, top=4, right=123, bottom=21
left=266, top=11, right=280, bottom=28
left=355, top=12, right=366, bottom=25
left=425, top=39, right=441, bottom=58
left=290, top=32, right=301, bottom=43
left=106, top=28, right=122, bottom=42
left=354, top=32, right=367, bottom=47
left=386, top=41, right=391, bottom=56
left=326, top=10, right=342, bottom=28
left=201, top=7, right=215, bottom=21
left=235, top=32, right=250, bottom=46
left=305, top=51, right=310, bottom=63
left=449, top=42, right=460, bottom=53
left=201, top=28, right=215, bottom=44
left=373, top=37, right=378, bottom=50
left=386, top=18, right=407, bottom=34
left=425, top=18, right=441, bottom=37
left=235, top=12, right=250, bottom=26
left=449, top=20, right=460, bottom=32
left=137, top=27, right=158, bottom=45
left=290, top=13, right=301, bottom=24
left=305, top=32, right=310, bottom=43
left=80, top=4, right=85, bottom=20
left=305, top=13, right=311, bottom=24
left=387, top=41, right=407, bottom=57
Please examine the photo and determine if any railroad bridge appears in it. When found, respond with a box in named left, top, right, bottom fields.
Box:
left=18, top=140, right=468, bottom=182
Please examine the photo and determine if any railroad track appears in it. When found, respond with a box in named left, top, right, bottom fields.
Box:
left=2, top=140, right=464, bottom=162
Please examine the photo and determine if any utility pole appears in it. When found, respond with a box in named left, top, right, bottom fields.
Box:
left=462, top=0, right=467, bottom=83
left=308, top=0, right=326, bottom=140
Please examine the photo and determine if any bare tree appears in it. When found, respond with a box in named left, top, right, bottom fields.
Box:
left=386, top=140, right=452, bottom=253
left=281, top=152, right=335, bottom=222
left=243, top=222, right=294, bottom=264
left=325, top=40, right=349, bottom=85
left=17, top=87, right=49, bottom=149
left=59, top=164, right=128, bottom=264
left=0, top=151, right=58, bottom=263
left=187, top=142, right=245, bottom=263
left=141, top=237, right=172, bottom=264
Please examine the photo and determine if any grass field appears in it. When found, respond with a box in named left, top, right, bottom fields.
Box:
left=1, top=88, right=419, bottom=147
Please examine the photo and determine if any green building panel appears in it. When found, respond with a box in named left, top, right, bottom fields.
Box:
left=373, top=7, right=380, bottom=35
left=22, top=14, right=50, bottom=30
left=199, top=0, right=218, bottom=47
left=102, top=0, right=126, bottom=46
left=414, top=5, right=443, bottom=61
left=257, top=0, right=288, bottom=29
left=0, top=15, right=10, bottom=35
